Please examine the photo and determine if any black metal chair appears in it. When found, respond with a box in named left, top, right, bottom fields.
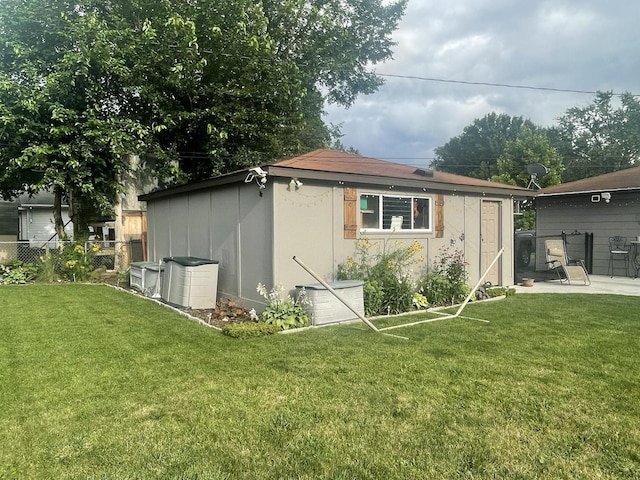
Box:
left=608, top=236, right=630, bottom=277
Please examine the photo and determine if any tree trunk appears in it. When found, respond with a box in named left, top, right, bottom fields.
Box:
left=53, top=186, right=67, bottom=240
left=68, top=190, right=92, bottom=241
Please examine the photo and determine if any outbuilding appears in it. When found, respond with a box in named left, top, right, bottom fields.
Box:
left=140, top=149, right=533, bottom=308
left=536, top=165, right=640, bottom=275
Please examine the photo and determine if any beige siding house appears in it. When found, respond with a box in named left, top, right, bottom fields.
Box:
left=536, top=165, right=640, bottom=275
left=140, top=149, right=533, bottom=308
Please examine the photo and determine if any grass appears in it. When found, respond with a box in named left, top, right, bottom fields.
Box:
left=1, top=284, right=640, bottom=479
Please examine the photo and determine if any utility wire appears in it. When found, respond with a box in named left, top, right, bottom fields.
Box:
left=376, top=73, right=639, bottom=97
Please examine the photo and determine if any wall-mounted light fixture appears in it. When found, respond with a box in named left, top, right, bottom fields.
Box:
left=289, top=178, right=303, bottom=190
left=244, top=167, right=268, bottom=190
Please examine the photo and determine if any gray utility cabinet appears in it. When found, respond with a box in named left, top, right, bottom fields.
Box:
left=129, top=261, right=163, bottom=294
left=296, top=280, right=364, bottom=326
left=161, top=257, right=219, bottom=309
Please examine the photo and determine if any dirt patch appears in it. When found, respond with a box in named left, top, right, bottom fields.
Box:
left=187, top=299, right=256, bottom=328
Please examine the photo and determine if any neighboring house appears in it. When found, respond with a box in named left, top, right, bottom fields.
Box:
left=536, top=165, right=640, bottom=275
left=0, top=191, right=73, bottom=263
left=140, top=149, right=534, bottom=308
left=0, top=155, right=155, bottom=265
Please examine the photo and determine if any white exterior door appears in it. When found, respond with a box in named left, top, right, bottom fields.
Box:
left=481, top=201, right=501, bottom=285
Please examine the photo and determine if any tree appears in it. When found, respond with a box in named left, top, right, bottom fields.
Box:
left=0, top=1, right=168, bottom=237
left=0, top=0, right=407, bottom=236
left=261, top=0, right=407, bottom=107
left=554, top=91, right=640, bottom=182
left=490, top=128, right=564, bottom=231
left=432, top=113, right=540, bottom=179
left=491, top=127, right=563, bottom=189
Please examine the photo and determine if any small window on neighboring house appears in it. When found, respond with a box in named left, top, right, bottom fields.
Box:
left=360, top=194, right=432, bottom=232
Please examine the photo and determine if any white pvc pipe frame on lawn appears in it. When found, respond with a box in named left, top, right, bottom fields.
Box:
left=293, top=247, right=504, bottom=333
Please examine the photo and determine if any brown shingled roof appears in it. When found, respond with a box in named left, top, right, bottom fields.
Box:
left=272, top=149, right=530, bottom=193
left=140, top=148, right=533, bottom=201
left=539, top=165, right=640, bottom=196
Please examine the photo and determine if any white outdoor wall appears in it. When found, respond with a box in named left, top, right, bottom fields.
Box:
left=238, top=185, right=273, bottom=301
left=271, top=183, right=515, bottom=293
left=272, top=180, right=336, bottom=291
left=18, top=206, right=72, bottom=246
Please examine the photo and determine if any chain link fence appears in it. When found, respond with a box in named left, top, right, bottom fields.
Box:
left=0, top=240, right=140, bottom=271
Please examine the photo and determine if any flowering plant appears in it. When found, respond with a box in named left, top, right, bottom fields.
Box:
left=60, top=242, right=101, bottom=281
left=338, top=238, right=425, bottom=315
left=257, top=283, right=310, bottom=330
left=418, top=246, right=470, bottom=305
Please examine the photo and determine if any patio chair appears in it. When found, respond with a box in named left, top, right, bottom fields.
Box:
left=544, top=239, right=591, bottom=285
left=608, top=236, right=630, bottom=277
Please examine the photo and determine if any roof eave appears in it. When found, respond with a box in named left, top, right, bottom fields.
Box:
left=140, top=165, right=535, bottom=201
left=139, top=171, right=247, bottom=201
left=268, top=166, right=535, bottom=198
left=538, top=186, right=640, bottom=197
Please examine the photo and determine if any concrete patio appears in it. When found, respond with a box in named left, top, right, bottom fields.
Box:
left=512, top=273, right=640, bottom=296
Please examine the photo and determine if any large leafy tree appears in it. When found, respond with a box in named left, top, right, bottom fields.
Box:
left=553, top=91, right=640, bottom=182
left=490, top=127, right=564, bottom=230
left=0, top=1, right=167, bottom=237
left=432, top=113, right=540, bottom=180
left=491, top=128, right=563, bottom=189
left=0, top=0, right=407, bottom=236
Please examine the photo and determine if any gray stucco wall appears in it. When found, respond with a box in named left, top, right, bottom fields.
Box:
left=536, top=192, right=640, bottom=275
left=145, top=182, right=273, bottom=308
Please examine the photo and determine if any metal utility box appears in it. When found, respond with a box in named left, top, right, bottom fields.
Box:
left=296, top=280, right=365, bottom=326
left=129, top=261, right=163, bottom=293
left=161, top=257, right=219, bottom=309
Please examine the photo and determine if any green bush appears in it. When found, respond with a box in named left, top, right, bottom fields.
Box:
left=257, top=283, right=310, bottom=330
left=418, top=272, right=451, bottom=305
left=486, top=287, right=516, bottom=298
left=36, top=250, right=59, bottom=282
left=375, top=269, right=413, bottom=314
left=417, top=247, right=470, bottom=306
left=338, top=239, right=424, bottom=316
left=362, top=279, right=384, bottom=316
left=0, top=261, right=38, bottom=284
left=60, top=242, right=100, bottom=281
left=221, top=322, right=281, bottom=339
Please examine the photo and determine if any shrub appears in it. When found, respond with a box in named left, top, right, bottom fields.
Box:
left=221, top=322, right=281, bottom=339
left=417, top=247, right=470, bottom=306
left=362, top=279, right=384, bottom=316
left=374, top=269, right=414, bottom=314
left=60, top=242, right=100, bottom=281
left=257, top=283, right=310, bottom=330
left=412, top=291, right=429, bottom=310
left=486, top=287, right=516, bottom=298
left=37, top=250, right=59, bottom=282
left=338, top=238, right=424, bottom=315
left=0, top=261, right=38, bottom=284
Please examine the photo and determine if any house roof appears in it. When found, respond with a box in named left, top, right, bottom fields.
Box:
left=538, top=165, right=640, bottom=197
left=140, top=149, right=534, bottom=200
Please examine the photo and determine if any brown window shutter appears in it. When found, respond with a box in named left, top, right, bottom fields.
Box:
left=344, top=187, right=357, bottom=239
left=435, top=194, right=445, bottom=238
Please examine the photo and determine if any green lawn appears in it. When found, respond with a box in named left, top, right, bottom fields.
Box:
left=1, top=284, right=639, bottom=479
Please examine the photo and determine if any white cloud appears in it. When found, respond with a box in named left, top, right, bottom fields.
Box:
left=325, top=0, right=640, bottom=164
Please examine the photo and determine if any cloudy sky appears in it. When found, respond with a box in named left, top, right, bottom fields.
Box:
left=323, top=0, right=640, bottom=167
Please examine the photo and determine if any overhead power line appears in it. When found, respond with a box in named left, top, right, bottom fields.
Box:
left=376, top=73, right=639, bottom=97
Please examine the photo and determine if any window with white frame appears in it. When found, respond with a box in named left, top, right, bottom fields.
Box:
left=359, top=194, right=432, bottom=231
